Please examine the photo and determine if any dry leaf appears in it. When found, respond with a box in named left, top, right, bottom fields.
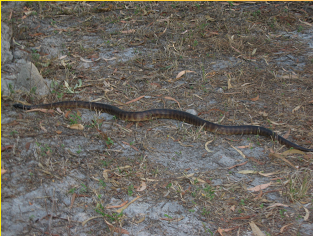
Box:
left=177, top=173, right=194, bottom=179
left=1, top=169, right=7, bottom=175
left=193, top=94, right=203, bottom=100
left=135, top=215, right=145, bottom=223
left=303, top=206, right=310, bottom=221
left=299, top=19, right=312, bottom=26
left=24, top=10, right=35, bottom=16
left=68, top=124, right=84, bottom=130
left=165, top=216, right=184, bottom=222
left=25, top=142, right=31, bottom=151
left=1, top=145, right=14, bottom=152
left=91, top=98, right=103, bottom=102
left=259, top=111, right=268, bottom=117
left=97, top=4, right=113, bottom=12
left=80, top=57, right=94, bottom=63
left=164, top=96, right=181, bottom=108
left=103, top=169, right=110, bottom=181
left=238, top=170, right=258, bottom=174
left=268, top=203, right=289, bottom=208
left=82, top=216, right=103, bottom=226
left=230, top=144, right=246, bottom=158
left=280, top=223, right=294, bottom=233
left=191, top=177, right=206, bottom=183
left=106, top=201, right=128, bottom=209
left=258, top=171, right=278, bottom=177
left=205, top=140, right=214, bottom=153
left=40, top=122, right=47, bottom=132
left=217, top=227, right=225, bottom=236
left=104, top=219, right=129, bottom=234
left=57, top=107, right=63, bottom=114
left=267, top=119, right=284, bottom=125
left=25, top=108, right=53, bottom=114
left=121, top=29, right=135, bottom=34
left=130, top=144, right=139, bottom=151
left=116, top=196, right=141, bottom=213
left=248, top=182, right=272, bottom=192
left=136, top=181, right=147, bottom=191
left=292, top=105, right=302, bottom=113
left=269, top=153, right=297, bottom=169
left=102, top=57, right=117, bottom=62
left=70, top=193, right=77, bottom=209
left=64, top=111, right=70, bottom=119
left=115, top=165, right=131, bottom=171
left=251, top=95, right=259, bottom=101
left=205, top=31, right=219, bottom=37
left=231, top=45, right=241, bottom=53
left=8, top=9, right=12, bottom=20
left=176, top=70, right=196, bottom=79
left=205, top=15, right=215, bottom=21
left=56, top=130, right=62, bottom=134
left=227, top=78, right=233, bottom=89
left=253, top=189, right=263, bottom=200
left=281, top=149, right=304, bottom=155
left=140, top=178, right=158, bottom=182
left=126, top=95, right=145, bottom=104
left=249, top=221, right=266, bottom=236
left=217, top=226, right=238, bottom=235
left=237, top=145, right=251, bottom=149
left=205, top=71, right=216, bottom=78
left=228, top=161, right=248, bottom=170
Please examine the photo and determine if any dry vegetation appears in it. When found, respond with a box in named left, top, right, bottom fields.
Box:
left=2, top=1, right=313, bottom=235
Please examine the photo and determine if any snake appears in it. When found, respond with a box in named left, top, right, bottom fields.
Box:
left=13, top=101, right=313, bottom=152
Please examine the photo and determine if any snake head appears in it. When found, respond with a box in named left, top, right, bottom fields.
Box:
left=13, top=104, right=31, bottom=110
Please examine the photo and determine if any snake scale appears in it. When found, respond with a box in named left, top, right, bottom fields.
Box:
left=13, top=101, right=313, bottom=152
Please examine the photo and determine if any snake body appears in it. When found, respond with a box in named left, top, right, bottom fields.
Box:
left=13, top=101, right=313, bottom=152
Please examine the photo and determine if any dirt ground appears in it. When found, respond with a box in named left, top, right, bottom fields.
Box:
left=1, top=1, right=313, bottom=236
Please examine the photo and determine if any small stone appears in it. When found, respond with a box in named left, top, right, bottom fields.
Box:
left=186, top=109, right=197, bottom=116
left=216, top=88, right=224, bottom=93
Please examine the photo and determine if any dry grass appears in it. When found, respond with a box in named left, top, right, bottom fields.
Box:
left=285, top=168, right=313, bottom=202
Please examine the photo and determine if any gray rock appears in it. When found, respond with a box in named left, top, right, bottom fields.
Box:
left=1, top=22, right=13, bottom=64
left=16, top=62, right=51, bottom=95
